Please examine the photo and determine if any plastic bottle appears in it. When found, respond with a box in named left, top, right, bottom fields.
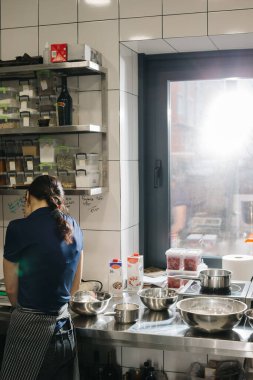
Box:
left=43, top=42, right=50, bottom=64
left=57, top=76, right=72, bottom=126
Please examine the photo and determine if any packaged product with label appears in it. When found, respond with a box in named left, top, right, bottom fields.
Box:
left=108, top=259, right=123, bottom=296
left=127, top=253, right=144, bottom=292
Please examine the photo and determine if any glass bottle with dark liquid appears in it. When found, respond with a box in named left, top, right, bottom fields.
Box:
left=57, top=76, right=72, bottom=126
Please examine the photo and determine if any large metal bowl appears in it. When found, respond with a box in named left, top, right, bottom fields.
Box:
left=70, top=291, right=112, bottom=316
left=138, top=288, right=178, bottom=311
left=177, top=297, right=247, bottom=333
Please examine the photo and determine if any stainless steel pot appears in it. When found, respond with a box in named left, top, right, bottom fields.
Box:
left=104, top=303, right=139, bottom=324
left=177, top=297, right=247, bottom=333
left=171, top=269, right=232, bottom=289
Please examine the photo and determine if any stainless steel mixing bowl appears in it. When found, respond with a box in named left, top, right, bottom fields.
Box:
left=138, top=288, right=178, bottom=311
left=177, top=297, right=247, bottom=333
left=70, top=290, right=112, bottom=316
left=245, top=308, right=253, bottom=328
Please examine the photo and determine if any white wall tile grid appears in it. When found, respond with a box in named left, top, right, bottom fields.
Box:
left=0, top=0, right=251, bottom=373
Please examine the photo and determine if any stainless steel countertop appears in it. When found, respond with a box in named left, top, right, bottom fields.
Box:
left=72, top=292, right=253, bottom=358
left=1, top=293, right=253, bottom=357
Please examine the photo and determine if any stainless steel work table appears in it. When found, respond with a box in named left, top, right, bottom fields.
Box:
left=0, top=293, right=253, bottom=358
left=72, top=292, right=253, bottom=358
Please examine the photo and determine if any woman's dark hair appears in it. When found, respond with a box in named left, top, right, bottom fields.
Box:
left=28, top=175, right=73, bottom=244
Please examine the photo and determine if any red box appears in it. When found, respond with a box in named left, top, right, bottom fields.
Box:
left=51, top=43, right=67, bottom=63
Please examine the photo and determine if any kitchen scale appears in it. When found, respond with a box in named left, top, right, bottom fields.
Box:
left=177, top=280, right=251, bottom=305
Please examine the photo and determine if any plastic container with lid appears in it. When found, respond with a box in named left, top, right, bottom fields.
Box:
left=56, top=146, right=77, bottom=171
left=127, top=253, right=144, bottom=292
left=0, top=87, right=18, bottom=100
left=75, top=169, right=100, bottom=188
left=39, top=137, right=58, bottom=163
left=58, top=170, right=75, bottom=189
left=108, top=258, right=123, bottom=296
left=75, top=153, right=99, bottom=171
left=183, top=249, right=202, bottom=271
left=165, top=248, right=184, bottom=270
left=0, top=114, right=20, bottom=129
left=39, top=162, right=57, bottom=176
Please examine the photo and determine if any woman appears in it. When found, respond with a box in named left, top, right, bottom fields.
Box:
left=1, top=175, right=83, bottom=380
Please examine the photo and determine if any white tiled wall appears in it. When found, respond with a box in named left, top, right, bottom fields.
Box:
left=0, top=0, right=251, bottom=373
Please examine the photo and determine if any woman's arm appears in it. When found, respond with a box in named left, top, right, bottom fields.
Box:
left=3, top=258, right=19, bottom=306
left=70, top=250, right=83, bottom=296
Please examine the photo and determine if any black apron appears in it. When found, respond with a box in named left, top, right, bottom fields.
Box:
left=0, top=304, right=79, bottom=380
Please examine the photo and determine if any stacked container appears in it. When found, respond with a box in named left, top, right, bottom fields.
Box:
left=166, top=248, right=202, bottom=289
left=0, top=87, right=20, bottom=129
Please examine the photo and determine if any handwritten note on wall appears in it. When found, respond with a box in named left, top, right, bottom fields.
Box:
left=81, top=195, right=103, bottom=214
left=7, top=196, right=24, bottom=215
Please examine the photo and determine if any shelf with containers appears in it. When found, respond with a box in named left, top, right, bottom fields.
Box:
left=0, top=61, right=108, bottom=196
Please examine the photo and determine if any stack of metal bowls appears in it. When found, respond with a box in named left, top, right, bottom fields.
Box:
left=138, top=288, right=178, bottom=311
left=70, top=290, right=112, bottom=316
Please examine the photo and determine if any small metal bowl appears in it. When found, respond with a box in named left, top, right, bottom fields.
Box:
left=138, top=288, right=178, bottom=311
left=70, top=290, right=112, bottom=316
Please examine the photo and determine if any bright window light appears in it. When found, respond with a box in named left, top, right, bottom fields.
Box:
left=199, top=88, right=253, bottom=159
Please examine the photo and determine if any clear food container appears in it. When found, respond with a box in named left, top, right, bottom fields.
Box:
left=75, top=153, right=99, bottom=171
left=24, top=171, right=34, bottom=185
left=0, top=87, right=18, bottom=100
left=22, top=140, right=39, bottom=157
left=75, top=169, right=100, bottom=188
left=165, top=248, right=184, bottom=270
left=23, top=156, right=34, bottom=171
left=19, top=96, right=38, bottom=113
left=183, top=249, right=202, bottom=271
left=58, top=170, right=75, bottom=189
left=20, top=111, right=39, bottom=128
left=39, top=162, right=57, bottom=176
left=39, top=137, right=57, bottom=163
left=56, top=146, right=76, bottom=171
left=0, top=115, right=20, bottom=129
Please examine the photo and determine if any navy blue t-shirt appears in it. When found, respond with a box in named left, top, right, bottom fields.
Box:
left=4, top=207, right=83, bottom=311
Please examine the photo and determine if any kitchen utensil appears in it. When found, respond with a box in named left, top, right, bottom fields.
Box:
left=138, top=287, right=178, bottom=311
left=104, top=303, right=139, bottom=324
left=177, top=297, right=247, bottom=333
left=70, top=290, right=111, bottom=316
left=245, top=308, right=253, bottom=327
left=170, top=269, right=232, bottom=290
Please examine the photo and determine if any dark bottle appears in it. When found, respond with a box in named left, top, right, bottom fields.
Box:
left=57, top=76, right=72, bottom=126
left=141, top=361, right=151, bottom=380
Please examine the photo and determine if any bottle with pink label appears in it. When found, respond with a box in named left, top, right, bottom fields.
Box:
left=127, top=252, right=144, bottom=292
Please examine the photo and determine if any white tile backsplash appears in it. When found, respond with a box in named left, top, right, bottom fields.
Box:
left=3, top=195, right=25, bottom=227
left=208, top=9, right=253, bottom=35
left=78, top=0, right=118, bottom=22
left=120, top=92, right=138, bottom=161
left=166, top=36, right=217, bottom=52
left=120, top=161, right=134, bottom=230
left=120, top=44, right=133, bottom=94
left=163, top=0, right=207, bottom=15
left=1, top=27, right=38, bottom=60
left=78, top=91, right=102, bottom=126
left=120, top=0, right=162, bottom=18
left=209, top=33, right=253, bottom=50
left=39, top=0, right=77, bottom=25
left=208, top=0, right=253, bottom=11
left=120, top=16, right=162, bottom=42
left=82, top=229, right=121, bottom=289
left=78, top=20, right=119, bottom=90
left=108, top=90, right=120, bottom=161
left=163, top=13, right=207, bottom=38
left=122, top=39, right=176, bottom=54
left=39, top=23, right=77, bottom=55
left=64, top=195, right=80, bottom=224
left=79, top=161, right=120, bottom=230
left=1, top=0, right=38, bottom=29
